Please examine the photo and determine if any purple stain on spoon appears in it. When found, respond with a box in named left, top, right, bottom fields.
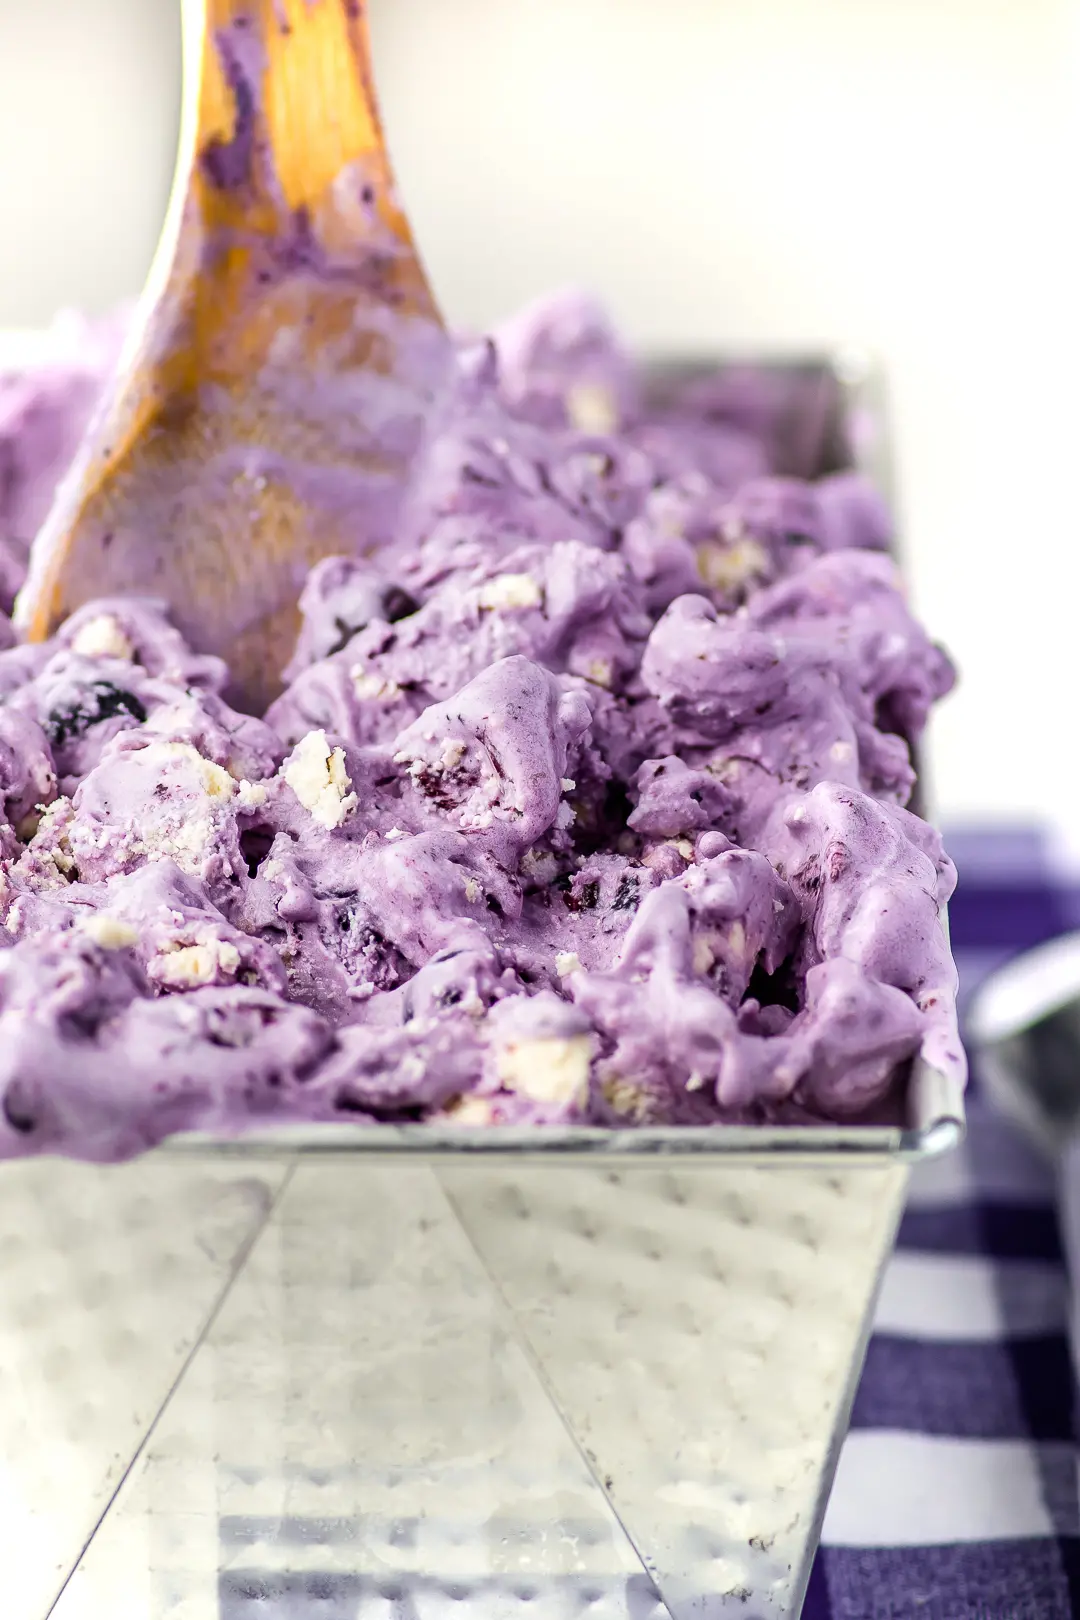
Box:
left=201, top=26, right=261, bottom=194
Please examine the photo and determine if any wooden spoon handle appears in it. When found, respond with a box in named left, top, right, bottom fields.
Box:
left=16, top=0, right=446, bottom=713
left=197, top=0, right=418, bottom=252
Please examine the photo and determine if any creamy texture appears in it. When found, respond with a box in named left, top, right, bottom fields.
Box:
left=0, top=292, right=963, bottom=1160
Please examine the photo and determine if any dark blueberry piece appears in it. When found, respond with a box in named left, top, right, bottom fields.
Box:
left=565, top=879, right=600, bottom=914
left=826, top=842, right=850, bottom=883
left=2, top=1084, right=35, bottom=1134
left=334, top=1089, right=371, bottom=1115
left=326, top=615, right=359, bottom=657
left=381, top=585, right=420, bottom=623
left=613, top=874, right=640, bottom=912
left=797, top=856, right=821, bottom=894
left=45, top=681, right=148, bottom=747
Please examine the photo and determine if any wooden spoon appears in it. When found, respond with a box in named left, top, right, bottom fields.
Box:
left=15, top=0, right=448, bottom=713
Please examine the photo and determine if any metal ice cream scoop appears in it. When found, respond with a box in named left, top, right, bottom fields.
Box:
left=15, top=0, right=447, bottom=713
left=967, top=932, right=1080, bottom=1375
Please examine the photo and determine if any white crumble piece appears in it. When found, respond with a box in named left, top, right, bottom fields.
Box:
left=385, top=827, right=407, bottom=841
left=68, top=742, right=243, bottom=878
left=69, top=614, right=135, bottom=661
left=283, top=730, right=357, bottom=830
left=148, top=937, right=242, bottom=989
left=555, top=801, right=576, bottom=830
left=675, top=839, right=695, bottom=861
left=601, top=1072, right=655, bottom=1122
left=585, top=658, right=613, bottom=689
left=145, top=743, right=235, bottom=802
left=440, top=738, right=466, bottom=771
left=464, top=878, right=481, bottom=903
left=560, top=779, right=576, bottom=793
left=443, top=1094, right=497, bottom=1126
left=829, top=740, right=856, bottom=764
left=497, top=1034, right=593, bottom=1107
left=521, top=848, right=558, bottom=884
left=555, top=951, right=582, bottom=978
left=566, top=382, right=618, bottom=435
left=235, top=780, right=269, bottom=809
left=351, top=667, right=403, bottom=702
left=476, top=573, right=543, bottom=612
left=696, top=536, right=770, bottom=593
left=685, top=1071, right=708, bottom=1092
left=29, top=798, right=77, bottom=879
left=81, top=914, right=138, bottom=950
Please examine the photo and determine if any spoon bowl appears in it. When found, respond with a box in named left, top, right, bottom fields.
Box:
left=15, top=0, right=448, bottom=712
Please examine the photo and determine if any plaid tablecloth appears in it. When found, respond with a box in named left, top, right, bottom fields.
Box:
left=805, top=830, right=1080, bottom=1620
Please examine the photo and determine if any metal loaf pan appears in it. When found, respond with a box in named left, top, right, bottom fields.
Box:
left=0, top=345, right=963, bottom=1620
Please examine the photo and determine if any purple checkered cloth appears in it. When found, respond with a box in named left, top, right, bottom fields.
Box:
left=805, top=829, right=1080, bottom=1620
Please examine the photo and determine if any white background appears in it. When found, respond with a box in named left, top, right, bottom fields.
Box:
left=1, top=0, right=1077, bottom=853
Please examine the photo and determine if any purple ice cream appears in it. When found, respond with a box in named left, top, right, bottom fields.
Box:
left=0, top=293, right=962, bottom=1159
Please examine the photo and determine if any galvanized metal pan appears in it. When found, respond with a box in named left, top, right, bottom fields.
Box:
left=0, top=346, right=962, bottom=1620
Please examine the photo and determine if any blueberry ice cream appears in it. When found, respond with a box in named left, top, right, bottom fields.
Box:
left=0, top=292, right=963, bottom=1159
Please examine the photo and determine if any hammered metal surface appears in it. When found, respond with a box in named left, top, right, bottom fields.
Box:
left=0, top=1156, right=287, bottom=1620
left=28, top=1159, right=905, bottom=1619
left=443, top=1164, right=907, bottom=1616
left=49, top=1164, right=664, bottom=1619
